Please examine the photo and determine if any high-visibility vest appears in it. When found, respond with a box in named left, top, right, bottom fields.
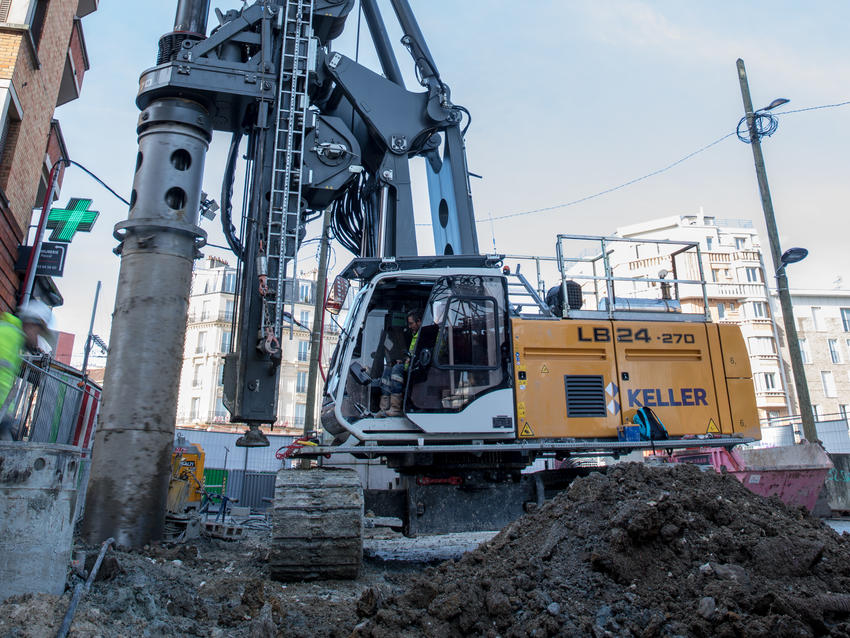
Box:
left=0, top=313, right=23, bottom=411
left=404, top=330, right=419, bottom=371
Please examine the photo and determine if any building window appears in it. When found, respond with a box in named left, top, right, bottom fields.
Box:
left=202, top=300, right=211, bottom=321
left=196, top=331, right=206, bottom=353
left=800, top=338, right=810, bottom=364
left=755, top=372, right=776, bottom=392
left=842, top=308, right=850, bottom=332
left=811, top=307, right=822, bottom=331
left=190, top=397, right=200, bottom=419
left=828, top=339, right=842, bottom=364
left=219, top=364, right=225, bottom=386
left=839, top=404, right=848, bottom=424
left=298, top=340, right=309, bottom=362
left=192, top=363, right=203, bottom=387
left=295, top=403, right=306, bottom=428
left=221, top=330, right=231, bottom=353
left=223, top=272, right=236, bottom=294
left=766, top=410, right=780, bottom=425
left=749, top=301, right=768, bottom=319
left=705, top=237, right=713, bottom=251
left=225, top=299, right=234, bottom=322
left=846, top=339, right=850, bottom=360
left=711, top=269, right=719, bottom=283
left=717, top=303, right=725, bottom=320
left=735, top=237, right=745, bottom=250
left=215, top=397, right=227, bottom=418
left=296, top=371, right=307, bottom=393
left=29, top=0, right=49, bottom=49
left=745, top=267, right=761, bottom=283
left=813, top=404, right=821, bottom=421
left=299, top=310, right=310, bottom=327
left=822, top=371, right=837, bottom=398
left=299, top=283, right=312, bottom=303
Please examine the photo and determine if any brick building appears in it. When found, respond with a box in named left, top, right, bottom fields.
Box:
left=0, top=0, right=97, bottom=310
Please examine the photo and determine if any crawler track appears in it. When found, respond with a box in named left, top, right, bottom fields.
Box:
left=269, top=468, right=363, bottom=581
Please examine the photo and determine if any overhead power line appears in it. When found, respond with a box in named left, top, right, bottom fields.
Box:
left=481, top=98, right=850, bottom=224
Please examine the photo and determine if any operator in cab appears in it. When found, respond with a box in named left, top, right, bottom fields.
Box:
left=376, top=309, right=422, bottom=417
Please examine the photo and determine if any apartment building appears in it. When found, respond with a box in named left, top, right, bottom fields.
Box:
left=614, top=212, right=792, bottom=423
left=778, top=290, right=850, bottom=424
left=0, top=0, right=97, bottom=310
left=176, top=256, right=340, bottom=434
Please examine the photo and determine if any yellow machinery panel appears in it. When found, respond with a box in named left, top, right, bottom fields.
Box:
left=168, top=440, right=205, bottom=513
left=512, top=319, right=620, bottom=438
left=511, top=318, right=759, bottom=440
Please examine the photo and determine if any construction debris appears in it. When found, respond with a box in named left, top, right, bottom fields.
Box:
left=3, top=463, right=850, bottom=637
left=355, top=463, right=850, bottom=637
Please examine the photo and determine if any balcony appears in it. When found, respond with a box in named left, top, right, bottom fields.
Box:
left=77, top=0, right=99, bottom=18
left=755, top=391, right=787, bottom=407
left=57, top=18, right=90, bottom=107
left=188, top=310, right=234, bottom=324
left=703, top=282, right=764, bottom=299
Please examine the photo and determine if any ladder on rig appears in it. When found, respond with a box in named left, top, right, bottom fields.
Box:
left=265, top=0, right=315, bottom=340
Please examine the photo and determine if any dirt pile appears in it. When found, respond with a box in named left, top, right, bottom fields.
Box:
left=354, top=463, right=850, bottom=638
left=0, top=536, right=410, bottom=638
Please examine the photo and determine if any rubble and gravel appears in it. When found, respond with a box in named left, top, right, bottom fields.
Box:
left=4, top=462, right=850, bottom=637
left=0, top=535, right=417, bottom=638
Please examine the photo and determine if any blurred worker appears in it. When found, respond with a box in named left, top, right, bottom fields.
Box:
left=0, top=300, right=52, bottom=440
left=376, top=309, right=422, bottom=418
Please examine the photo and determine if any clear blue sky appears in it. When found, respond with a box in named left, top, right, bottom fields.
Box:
left=52, top=0, right=850, bottom=363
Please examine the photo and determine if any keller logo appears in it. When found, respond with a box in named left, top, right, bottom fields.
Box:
left=626, top=387, right=708, bottom=408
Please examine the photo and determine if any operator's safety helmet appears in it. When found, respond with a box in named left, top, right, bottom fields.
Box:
left=17, top=299, right=54, bottom=335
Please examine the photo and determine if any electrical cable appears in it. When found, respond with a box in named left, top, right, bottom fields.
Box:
left=484, top=131, right=736, bottom=223
left=476, top=98, right=850, bottom=225
left=62, top=159, right=130, bottom=207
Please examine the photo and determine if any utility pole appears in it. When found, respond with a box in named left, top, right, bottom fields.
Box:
left=80, top=281, right=102, bottom=378
left=301, top=207, right=332, bottom=464
left=736, top=58, right=818, bottom=443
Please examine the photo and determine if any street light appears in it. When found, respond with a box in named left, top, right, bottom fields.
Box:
left=736, top=58, right=818, bottom=444
left=778, top=247, right=809, bottom=272
left=762, top=98, right=790, bottom=112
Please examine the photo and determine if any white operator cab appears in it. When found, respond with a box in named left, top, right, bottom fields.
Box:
left=321, top=258, right=517, bottom=444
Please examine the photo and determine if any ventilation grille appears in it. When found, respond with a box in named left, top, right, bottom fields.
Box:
left=0, top=1, right=10, bottom=22
left=564, top=375, right=606, bottom=418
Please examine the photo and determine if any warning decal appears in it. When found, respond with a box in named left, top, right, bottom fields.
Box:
left=707, top=418, right=720, bottom=434
left=540, top=364, right=549, bottom=374
left=519, top=422, right=534, bottom=437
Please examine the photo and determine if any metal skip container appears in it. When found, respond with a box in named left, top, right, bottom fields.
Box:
left=0, top=442, right=81, bottom=600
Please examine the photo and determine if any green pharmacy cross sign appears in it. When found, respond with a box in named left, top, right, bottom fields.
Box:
left=46, top=198, right=99, bottom=242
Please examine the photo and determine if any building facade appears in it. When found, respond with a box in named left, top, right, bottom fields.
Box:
left=779, top=290, right=850, bottom=424
left=0, top=0, right=97, bottom=310
left=614, top=212, right=793, bottom=424
left=176, top=256, right=340, bottom=435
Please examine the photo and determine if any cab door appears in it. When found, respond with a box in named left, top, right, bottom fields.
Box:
left=404, top=275, right=514, bottom=436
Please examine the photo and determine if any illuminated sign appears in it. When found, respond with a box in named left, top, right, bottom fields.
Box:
left=46, top=198, right=99, bottom=242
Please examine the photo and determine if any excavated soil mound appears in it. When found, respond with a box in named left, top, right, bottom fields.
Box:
left=354, top=463, right=850, bottom=638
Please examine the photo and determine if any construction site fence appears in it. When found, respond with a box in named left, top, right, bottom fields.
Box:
left=7, top=355, right=102, bottom=523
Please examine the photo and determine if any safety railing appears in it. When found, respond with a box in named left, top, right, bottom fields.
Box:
left=502, top=236, right=712, bottom=323
left=5, top=355, right=102, bottom=522
left=554, top=235, right=710, bottom=322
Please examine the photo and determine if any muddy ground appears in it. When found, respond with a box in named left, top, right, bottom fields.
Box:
left=4, top=463, right=850, bottom=637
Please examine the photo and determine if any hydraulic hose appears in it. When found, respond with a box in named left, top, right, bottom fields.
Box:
left=220, top=130, right=245, bottom=259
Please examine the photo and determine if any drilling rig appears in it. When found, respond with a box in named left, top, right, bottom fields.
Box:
left=82, top=0, right=760, bottom=580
